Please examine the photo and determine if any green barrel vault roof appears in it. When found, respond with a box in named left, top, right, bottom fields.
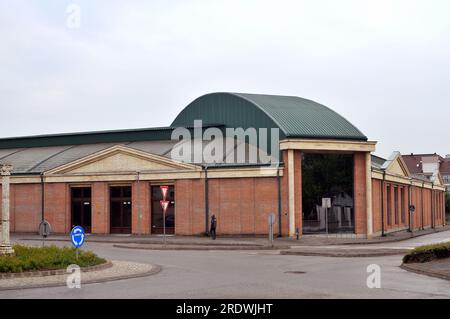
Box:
left=172, top=92, right=367, bottom=141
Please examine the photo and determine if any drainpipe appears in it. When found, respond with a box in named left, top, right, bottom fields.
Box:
left=40, top=173, right=45, bottom=222
left=409, top=178, right=413, bottom=233
left=431, top=183, right=435, bottom=229
left=421, top=181, right=425, bottom=230
left=381, top=171, right=386, bottom=237
left=277, top=162, right=282, bottom=237
left=204, top=165, right=209, bottom=236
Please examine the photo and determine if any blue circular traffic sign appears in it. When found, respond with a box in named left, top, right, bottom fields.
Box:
left=70, top=226, right=86, bottom=248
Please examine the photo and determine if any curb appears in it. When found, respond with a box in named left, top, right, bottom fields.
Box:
left=400, top=263, right=450, bottom=281
left=18, top=238, right=268, bottom=247
left=112, top=244, right=285, bottom=251
left=0, top=263, right=162, bottom=291
left=0, top=261, right=113, bottom=280
left=280, top=249, right=409, bottom=258
left=16, top=227, right=450, bottom=247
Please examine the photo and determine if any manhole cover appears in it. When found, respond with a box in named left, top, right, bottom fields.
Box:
left=284, top=271, right=306, bottom=274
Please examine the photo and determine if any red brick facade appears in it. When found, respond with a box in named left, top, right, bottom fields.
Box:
left=3, top=151, right=446, bottom=237
left=371, top=180, right=446, bottom=235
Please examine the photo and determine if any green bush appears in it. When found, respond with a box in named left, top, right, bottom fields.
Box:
left=0, top=245, right=106, bottom=273
left=403, top=242, right=450, bottom=264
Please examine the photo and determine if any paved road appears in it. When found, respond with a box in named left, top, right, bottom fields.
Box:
left=1, top=231, right=450, bottom=299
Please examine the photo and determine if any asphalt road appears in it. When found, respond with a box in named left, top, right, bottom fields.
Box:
left=1, top=231, right=450, bottom=299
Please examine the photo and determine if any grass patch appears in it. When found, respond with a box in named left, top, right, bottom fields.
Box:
left=403, top=242, right=450, bottom=264
left=0, top=245, right=106, bottom=273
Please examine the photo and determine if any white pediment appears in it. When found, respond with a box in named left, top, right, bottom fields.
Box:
left=388, top=158, right=408, bottom=177
left=382, top=151, right=411, bottom=178
left=45, top=145, right=199, bottom=175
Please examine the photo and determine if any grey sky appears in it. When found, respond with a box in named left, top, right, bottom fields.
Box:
left=1, top=0, right=449, bottom=158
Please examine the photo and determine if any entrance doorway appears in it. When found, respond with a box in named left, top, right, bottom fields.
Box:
left=71, top=187, right=92, bottom=233
left=302, top=153, right=355, bottom=234
left=110, top=186, right=132, bottom=234
left=151, top=185, right=175, bottom=234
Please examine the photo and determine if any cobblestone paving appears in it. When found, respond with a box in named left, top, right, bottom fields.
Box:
left=0, top=261, right=156, bottom=290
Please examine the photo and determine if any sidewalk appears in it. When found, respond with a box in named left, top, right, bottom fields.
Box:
left=12, top=226, right=450, bottom=251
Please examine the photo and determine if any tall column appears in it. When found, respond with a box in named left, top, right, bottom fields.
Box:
left=365, top=152, right=373, bottom=239
left=287, top=150, right=296, bottom=237
left=0, top=164, right=14, bottom=255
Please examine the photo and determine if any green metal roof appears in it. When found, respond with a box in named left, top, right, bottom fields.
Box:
left=0, top=92, right=367, bottom=150
left=0, top=124, right=224, bottom=149
left=172, top=92, right=367, bottom=141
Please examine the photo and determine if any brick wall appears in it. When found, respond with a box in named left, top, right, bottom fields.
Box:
left=371, top=179, right=446, bottom=233
left=10, top=184, right=41, bottom=233
left=92, top=182, right=109, bottom=234
left=372, top=179, right=382, bottom=233
left=44, top=183, right=70, bottom=233
left=354, top=152, right=367, bottom=235
left=176, top=176, right=281, bottom=236
left=132, top=180, right=150, bottom=235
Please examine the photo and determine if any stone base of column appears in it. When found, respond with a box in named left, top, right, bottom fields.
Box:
left=0, top=244, right=15, bottom=255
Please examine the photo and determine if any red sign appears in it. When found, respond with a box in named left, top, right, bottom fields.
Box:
left=160, top=186, right=169, bottom=201
left=160, top=200, right=170, bottom=212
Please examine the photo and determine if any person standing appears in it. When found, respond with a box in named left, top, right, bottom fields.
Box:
left=210, top=215, right=217, bottom=240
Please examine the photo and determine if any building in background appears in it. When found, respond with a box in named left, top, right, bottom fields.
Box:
left=0, top=93, right=446, bottom=238
left=403, top=153, right=450, bottom=193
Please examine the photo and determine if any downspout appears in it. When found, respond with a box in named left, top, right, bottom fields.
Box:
left=421, top=181, right=424, bottom=230
left=431, top=183, right=435, bottom=229
left=40, top=173, right=45, bottom=222
left=277, top=162, right=282, bottom=237
left=381, top=171, right=386, bottom=237
left=204, top=165, right=209, bottom=236
left=408, top=178, right=414, bottom=232
left=408, top=178, right=412, bottom=232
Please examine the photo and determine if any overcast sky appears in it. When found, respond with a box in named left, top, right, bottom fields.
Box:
left=1, top=0, right=449, bottom=158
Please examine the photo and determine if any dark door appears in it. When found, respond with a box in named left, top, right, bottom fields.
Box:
left=71, top=187, right=92, bottom=233
left=302, top=153, right=355, bottom=234
left=151, top=185, right=175, bottom=234
left=110, top=186, right=132, bottom=234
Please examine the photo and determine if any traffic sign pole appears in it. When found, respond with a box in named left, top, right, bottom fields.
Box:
left=163, top=208, right=166, bottom=245
left=159, top=186, right=170, bottom=246
left=70, top=226, right=86, bottom=260
left=160, top=198, right=169, bottom=246
left=268, top=213, right=276, bottom=247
